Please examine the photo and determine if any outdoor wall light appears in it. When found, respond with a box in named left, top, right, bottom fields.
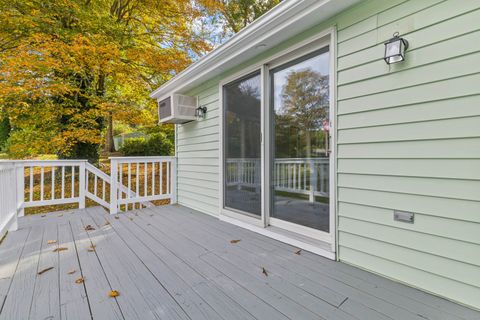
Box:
left=384, top=32, right=409, bottom=64
left=195, top=106, right=207, bottom=119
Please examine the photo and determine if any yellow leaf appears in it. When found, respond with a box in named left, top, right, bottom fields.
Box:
left=53, top=247, right=68, bottom=252
left=75, top=277, right=84, bottom=284
left=230, top=239, right=241, bottom=244
left=109, top=290, right=120, bottom=298
left=47, top=240, right=57, bottom=244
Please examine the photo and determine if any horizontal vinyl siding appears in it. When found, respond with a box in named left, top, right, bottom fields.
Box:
left=335, top=0, right=480, bottom=309
left=174, top=0, right=480, bottom=309
left=176, top=83, right=220, bottom=216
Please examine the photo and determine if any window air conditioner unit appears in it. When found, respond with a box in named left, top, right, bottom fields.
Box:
left=158, top=94, right=198, bottom=124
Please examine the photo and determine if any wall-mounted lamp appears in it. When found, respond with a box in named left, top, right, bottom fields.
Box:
left=195, top=106, right=207, bottom=119
left=384, top=32, right=409, bottom=65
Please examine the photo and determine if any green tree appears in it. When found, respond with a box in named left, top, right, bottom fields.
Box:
left=218, top=0, right=281, bottom=33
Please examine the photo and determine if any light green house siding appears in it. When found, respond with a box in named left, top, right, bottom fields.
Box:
left=176, top=0, right=480, bottom=309
left=177, top=83, right=220, bottom=215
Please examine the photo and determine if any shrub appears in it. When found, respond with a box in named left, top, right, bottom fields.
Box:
left=119, top=132, right=173, bottom=156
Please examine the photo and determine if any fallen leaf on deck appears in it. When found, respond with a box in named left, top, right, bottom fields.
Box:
left=75, top=277, right=84, bottom=284
left=88, top=245, right=96, bottom=252
left=38, top=267, right=54, bottom=275
left=41, top=215, right=46, bottom=218
left=295, top=249, right=302, bottom=255
left=84, top=225, right=95, bottom=231
left=67, top=269, right=76, bottom=275
left=104, top=221, right=110, bottom=226
left=58, top=214, right=63, bottom=217
left=262, top=267, right=268, bottom=277
left=53, top=247, right=68, bottom=252
left=108, top=290, right=120, bottom=297
left=114, top=216, right=120, bottom=220
left=47, top=240, right=57, bottom=244
left=230, top=239, right=241, bottom=244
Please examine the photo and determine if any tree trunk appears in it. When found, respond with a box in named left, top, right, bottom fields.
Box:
left=104, top=112, right=116, bottom=152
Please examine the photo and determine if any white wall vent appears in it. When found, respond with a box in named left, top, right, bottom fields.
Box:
left=158, top=94, right=198, bottom=124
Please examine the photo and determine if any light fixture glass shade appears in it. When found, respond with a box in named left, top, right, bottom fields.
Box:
left=384, top=35, right=408, bottom=64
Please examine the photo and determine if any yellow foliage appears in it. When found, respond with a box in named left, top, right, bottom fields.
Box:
left=0, top=0, right=218, bottom=158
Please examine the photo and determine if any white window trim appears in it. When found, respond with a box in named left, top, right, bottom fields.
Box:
left=218, top=27, right=337, bottom=258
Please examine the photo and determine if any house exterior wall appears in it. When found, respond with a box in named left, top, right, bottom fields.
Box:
left=175, top=0, right=480, bottom=309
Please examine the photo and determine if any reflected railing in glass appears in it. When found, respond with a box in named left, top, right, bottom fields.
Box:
left=225, top=158, right=329, bottom=201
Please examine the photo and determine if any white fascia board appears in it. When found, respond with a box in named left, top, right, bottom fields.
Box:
left=150, top=0, right=360, bottom=100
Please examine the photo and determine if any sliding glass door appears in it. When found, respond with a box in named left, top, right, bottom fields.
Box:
left=223, top=72, right=262, bottom=217
left=221, top=38, right=334, bottom=245
left=270, top=48, right=331, bottom=233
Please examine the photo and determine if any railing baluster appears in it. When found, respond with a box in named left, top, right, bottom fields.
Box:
left=167, top=160, right=170, bottom=195
left=136, top=162, right=139, bottom=196
left=128, top=163, right=131, bottom=198
left=61, top=166, right=65, bottom=199
left=160, top=162, right=163, bottom=194
left=71, top=166, right=75, bottom=198
left=51, top=166, right=55, bottom=200
left=40, top=167, right=44, bottom=201
left=119, top=163, right=123, bottom=201
left=85, top=170, right=89, bottom=194
left=94, top=174, right=98, bottom=197
left=152, top=161, right=155, bottom=195
left=29, top=166, right=34, bottom=202
left=102, top=180, right=106, bottom=201
left=144, top=162, right=147, bottom=196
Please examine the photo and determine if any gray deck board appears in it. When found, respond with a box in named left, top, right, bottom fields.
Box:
left=0, top=205, right=478, bottom=320
left=0, top=226, right=43, bottom=320
left=69, top=213, right=124, bottom=320
left=58, top=220, right=91, bottom=320
left=146, top=207, right=358, bottom=320
left=168, top=205, right=465, bottom=320
left=96, top=210, right=224, bottom=320
left=0, top=227, right=30, bottom=312
left=122, top=210, right=287, bottom=320
left=29, top=222, right=60, bottom=320
left=81, top=210, right=189, bottom=320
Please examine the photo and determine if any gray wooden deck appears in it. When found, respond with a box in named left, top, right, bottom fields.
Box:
left=0, top=205, right=479, bottom=320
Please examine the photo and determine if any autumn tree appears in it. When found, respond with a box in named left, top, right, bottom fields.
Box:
left=277, top=69, right=329, bottom=158
left=0, top=0, right=215, bottom=160
left=217, top=0, right=281, bottom=34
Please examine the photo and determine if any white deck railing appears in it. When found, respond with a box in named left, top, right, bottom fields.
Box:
left=0, top=156, right=176, bottom=231
left=0, top=163, right=19, bottom=238
left=110, top=157, right=176, bottom=214
left=226, top=157, right=329, bottom=201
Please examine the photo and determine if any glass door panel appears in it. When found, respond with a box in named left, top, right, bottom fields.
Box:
left=270, top=48, right=330, bottom=232
left=223, top=72, right=262, bottom=217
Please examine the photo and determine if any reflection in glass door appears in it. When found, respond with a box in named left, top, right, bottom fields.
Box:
left=223, top=72, right=262, bottom=217
left=270, top=48, right=331, bottom=232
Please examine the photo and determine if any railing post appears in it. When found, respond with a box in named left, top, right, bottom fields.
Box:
left=16, top=164, right=25, bottom=218
left=78, top=161, right=86, bottom=209
left=236, top=160, right=242, bottom=190
left=110, top=159, right=118, bottom=214
left=171, top=158, right=177, bottom=204
left=309, top=159, right=316, bottom=203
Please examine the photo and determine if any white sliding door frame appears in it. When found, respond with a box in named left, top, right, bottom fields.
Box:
left=219, top=27, right=337, bottom=256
